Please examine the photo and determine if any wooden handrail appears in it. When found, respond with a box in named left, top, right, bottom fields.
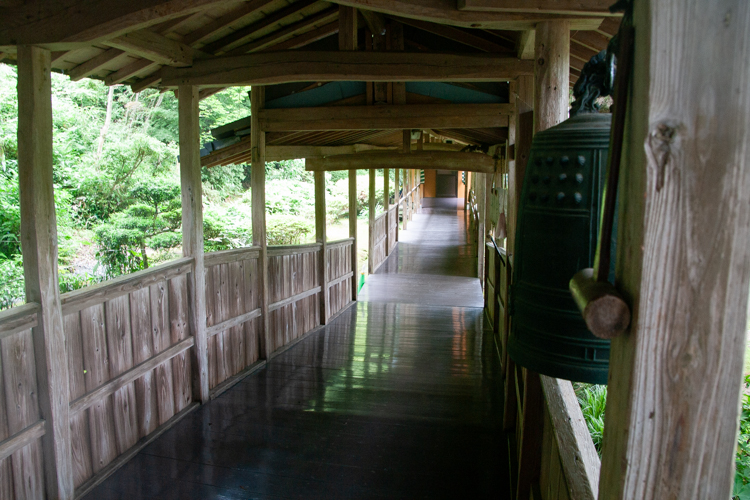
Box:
left=0, top=302, right=40, bottom=339
left=267, top=242, right=322, bottom=256
left=204, top=246, right=261, bottom=267
left=326, top=237, right=354, bottom=248
left=60, top=257, right=194, bottom=315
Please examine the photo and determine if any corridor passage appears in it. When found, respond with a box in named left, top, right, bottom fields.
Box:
left=86, top=199, right=507, bottom=499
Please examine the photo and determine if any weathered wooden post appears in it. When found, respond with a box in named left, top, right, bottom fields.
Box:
left=394, top=167, right=399, bottom=244
left=476, top=172, right=486, bottom=281
left=600, top=2, right=750, bottom=498
left=250, top=86, right=271, bottom=357
left=339, top=4, right=358, bottom=300
left=516, top=20, right=569, bottom=500
left=178, top=85, right=209, bottom=404
left=402, top=168, right=409, bottom=230
left=17, top=44, right=75, bottom=500
left=314, top=171, right=329, bottom=324
left=383, top=168, right=390, bottom=255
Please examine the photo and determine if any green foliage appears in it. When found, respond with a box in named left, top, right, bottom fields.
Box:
left=202, top=163, right=247, bottom=200
left=574, top=383, right=607, bottom=457
left=203, top=201, right=253, bottom=252
left=0, top=169, right=20, bottom=258
left=735, top=375, right=750, bottom=500
left=266, top=159, right=310, bottom=182
left=266, top=214, right=313, bottom=245
left=198, top=87, right=251, bottom=143
left=0, top=255, right=24, bottom=310
left=265, top=178, right=315, bottom=218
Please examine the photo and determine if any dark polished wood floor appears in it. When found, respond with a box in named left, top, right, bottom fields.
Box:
left=85, top=199, right=507, bottom=499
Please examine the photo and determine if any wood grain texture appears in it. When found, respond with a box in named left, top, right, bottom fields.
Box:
left=540, top=376, right=599, bottom=500
left=168, top=274, right=192, bottom=414
left=17, top=45, right=74, bottom=499
left=0, top=303, right=39, bottom=340
left=179, top=85, right=209, bottom=404
left=533, top=21, right=570, bottom=133
left=599, top=2, right=750, bottom=499
left=307, top=151, right=496, bottom=173
left=314, top=171, right=329, bottom=324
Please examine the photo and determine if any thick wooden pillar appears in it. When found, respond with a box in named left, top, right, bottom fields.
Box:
left=314, top=172, right=329, bottom=323
left=507, top=75, right=534, bottom=253
left=339, top=3, right=358, bottom=300
left=533, top=21, right=570, bottom=133
left=476, top=172, right=486, bottom=281
left=178, top=85, right=209, bottom=404
left=516, top=22, right=569, bottom=500
left=401, top=168, right=408, bottom=230
left=250, top=86, right=270, bottom=357
left=17, top=45, right=74, bottom=500
left=383, top=168, right=389, bottom=255
left=368, top=169, right=376, bottom=274
left=600, top=2, right=750, bottom=499
left=393, top=167, right=399, bottom=243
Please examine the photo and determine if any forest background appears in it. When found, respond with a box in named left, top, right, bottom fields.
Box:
left=0, top=63, right=390, bottom=310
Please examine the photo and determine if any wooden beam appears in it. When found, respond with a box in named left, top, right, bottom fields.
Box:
left=17, top=45, right=75, bottom=500
left=267, top=144, right=397, bottom=161
left=314, top=171, right=329, bottom=323
left=68, top=48, right=126, bottom=81
left=457, top=0, right=613, bottom=15
left=307, top=151, right=495, bottom=173
left=328, top=0, right=609, bottom=30
left=250, top=86, right=271, bottom=358
left=177, top=85, right=209, bottom=404
left=267, top=20, right=339, bottom=51
left=106, top=30, right=197, bottom=66
left=200, top=0, right=318, bottom=55
left=0, top=0, right=225, bottom=48
left=534, top=21, right=570, bottom=133
left=360, top=9, right=387, bottom=36
left=161, top=51, right=534, bottom=87
left=394, top=16, right=512, bottom=52
left=259, top=103, right=512, bottom=132
left=516, top=30, right=535, bottom=59
left=131, top=70, right=163, bottom=93
left=225, top=7, right=339, bottom=56
left=599, top=1, right=750, bottom=499
left=104, top=58, right=158, bottom=85
left=181, top=0, right=277, bottom=46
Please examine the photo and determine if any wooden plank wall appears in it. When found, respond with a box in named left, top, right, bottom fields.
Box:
left=538, top=404, right=571, bottom=500
left=370, top=213, right=388, bottom=272
left=0, top=303, right=46, bottom=499
left=387, top=205, right=398, bottom=253
left=326, top=239, right=354, bottom=320
left=204, top=248, right=262, bottom=392
left=267, top=244, right=321, bottom=353
left=61, top=258, right=196, bottom=491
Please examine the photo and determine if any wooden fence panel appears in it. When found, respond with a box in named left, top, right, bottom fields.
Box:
left=371, top=213, right=388, bottom=272
left=267, top=246, right=321, bottom=353
left=388, top=205, right=398, bottom=253
left=0, top=304, right=46, bottom=498
left=326, top=240, right=354, bottom=319
left=60, top=258, right=195, bottom=488
left=203, top=248, right=261, bottom=392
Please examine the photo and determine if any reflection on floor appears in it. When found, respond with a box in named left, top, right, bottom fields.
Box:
left=84, top=201, right=507, bottom=499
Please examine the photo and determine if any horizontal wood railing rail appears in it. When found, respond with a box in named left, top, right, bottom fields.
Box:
left=326, top=237, right=354, bottom=248
left=69, top=337, right=196, bottom=416
left=0, top=301, right=40, bottom=339
left=205, top=309, right=262, bottom=338
left=540, top=376, right=600, bottom=500
left=328, top=271, right=354, bottom=288
left=204, top=246, right=260, bottom=267
left=0, top=420, right=46, bottom=463
left=269, top=286, right=322, bottom=312
left=60, top=257, right=194, bottom=315
left=267, top=242, right=322, bottom=256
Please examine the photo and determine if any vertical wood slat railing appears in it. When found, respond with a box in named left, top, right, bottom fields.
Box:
left=0, top=235, right=357, bottom=497
left=484, top=240, right=600, bottom=500
left=370, top=212, right=388, bottom=272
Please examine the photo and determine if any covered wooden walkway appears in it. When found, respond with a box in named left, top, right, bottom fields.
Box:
left=84, top=201, right=508, bottom=499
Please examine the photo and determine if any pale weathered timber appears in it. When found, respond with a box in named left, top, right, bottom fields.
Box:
left=476, top=172, right=486, bottom=281
left=69, top=337, right=194, bottom=416
left=205, top=310, right=262, bottom=338
left=383, top=168, right=390, bottom=256
left=251, top=86, right=271, bottom=359
left=349, top=168, right=358, bottom=300
left=268, top=287, right=322, bottom=313
left=534, top=21, right=570, bottom=133
left=203, top=247, right=261, bottom=267
left=105, top=30, right=197, bottom=67
left=0, top=421, right=46, bottom=463
left=457, top=0, right=612, bottom=14
left=540, top=376, right=599, bottom=500
left=259, top=103, right=511, bottom=131
left=180, top=0, right=277, bottom=47
left=178, top=85, right=209, bottom=404
left=267, top=243, right=322, bottom=257
left=0, top=303, right=39, bottom=340
left=160, top=51, right=534, bottom=87
left=368, top=169, right=376, bottom=274
left=314, top=171, right=329, bottom=323
left=328, top=0, right=608, bottom=29
left=307, top=151, right=495, bottom=173
left=67, top=47, right=126, bottom=81
left=327, top=238, right=355, bottom=248
left=60, top=257, right=193, bottom=315
left=599, top=2, right=750, bottom=499
left=103, top=59, right=158, bottom=86
left=17, top=45, right=74, bottom=499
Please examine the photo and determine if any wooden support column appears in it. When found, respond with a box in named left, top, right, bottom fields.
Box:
left=368, top=168, right=376, bottom=274
left=339, top=3, right=358, bottom=300
left=402, top=168, right=408, bottom=230
left=178, top=85, right=209, bottom=404
left=393, top=167, right=399, bottom=243
left=600, top=2, right=750, bottom=499
left=533, top=21, right=570, bottom=133
left=383, top=168, right=389, bottom=255
left=314, top=171, right=329, bottom=323
left=17, top=45, right=74, bottom=500
left=516, top=21, right=569, bottom=500
left=250, top=86, right=270, bottom=357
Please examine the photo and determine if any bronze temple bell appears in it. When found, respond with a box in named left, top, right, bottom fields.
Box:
left=507, top=43, right=625, bottom=385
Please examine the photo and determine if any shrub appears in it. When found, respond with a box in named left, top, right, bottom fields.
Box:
left=0, top=255, right=24, bottom=310
left=266, top=214, right=313, bottom=245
